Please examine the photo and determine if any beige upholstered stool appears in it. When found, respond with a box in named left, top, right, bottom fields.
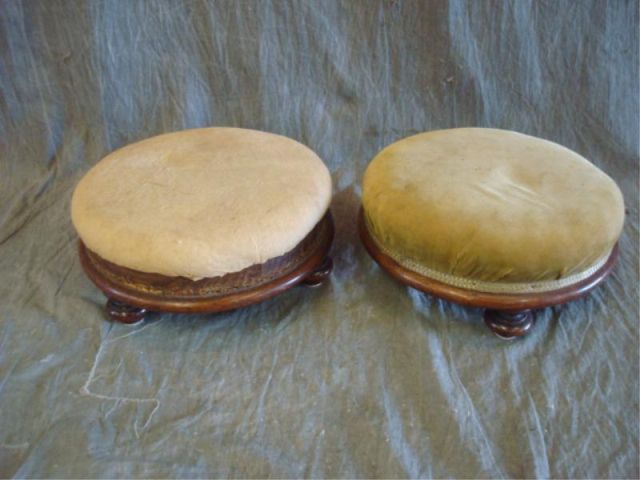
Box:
left=72, top=127, right=334, bottom=323
left=360, top=128, right=624, bottom=338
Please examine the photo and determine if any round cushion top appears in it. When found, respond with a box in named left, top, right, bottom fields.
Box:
left=72, top=128, right=332, bottom=279
left=362, top=128, right=624, bottom=293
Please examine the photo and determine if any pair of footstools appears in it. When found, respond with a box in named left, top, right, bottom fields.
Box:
left=72, top=128, right=624, bottom=338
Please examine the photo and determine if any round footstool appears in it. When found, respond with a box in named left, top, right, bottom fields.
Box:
left=360, top=128, right=624, bottom=338
left=72, top=127, right=334, bottom=323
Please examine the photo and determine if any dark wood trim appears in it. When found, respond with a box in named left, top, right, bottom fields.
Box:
left=79, top=212, right=334, bottom=319
left=106, top=299, right=147, bottom=324
left=483, top=309, right=534, bottom=339
left=303, top=257, right=334, bottom=287
left=358, top=207, right=618, bottom=337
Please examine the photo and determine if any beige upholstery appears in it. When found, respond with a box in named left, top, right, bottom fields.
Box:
left=362, top=128, right=624, bottom=293
left=72, top=128, right=332, bottom=279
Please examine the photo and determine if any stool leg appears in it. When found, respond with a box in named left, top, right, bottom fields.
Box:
left=484, top=309, right=534, bottom=339
left=106, top=298, right=147, bottom=324
left=303, top=257, right=333, bottom=287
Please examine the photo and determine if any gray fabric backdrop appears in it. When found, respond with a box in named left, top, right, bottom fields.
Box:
left=1, top=0, right=638, bottom=478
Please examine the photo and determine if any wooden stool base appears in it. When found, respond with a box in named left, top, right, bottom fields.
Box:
left=303, top=257, right=334, bottom=287
left=106, top=299, right=148, bottom=324
left=359, top=208, right=618, bottom=339
left=80, top=213, right=334, bottom=323
left=483, top=309, right=534, bottom=339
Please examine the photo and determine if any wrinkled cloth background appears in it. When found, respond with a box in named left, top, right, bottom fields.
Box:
left=0, top=0, right=638, bottom=478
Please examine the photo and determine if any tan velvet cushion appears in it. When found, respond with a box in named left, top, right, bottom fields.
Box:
left=362, top=128, right=624, bottom=293
left=72, top=127, right=332, bottom=279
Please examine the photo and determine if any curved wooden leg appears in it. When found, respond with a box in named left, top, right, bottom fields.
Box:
left=484, top=309, right=534, bottom=339
left=106, top=299, right=147, bottom=324
left=303, top=257, right=333, bottom=287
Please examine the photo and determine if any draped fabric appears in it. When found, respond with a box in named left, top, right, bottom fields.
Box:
left=1, top=1, right=638, bottom=477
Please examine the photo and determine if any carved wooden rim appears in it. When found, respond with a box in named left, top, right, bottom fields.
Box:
left=358, top=207, right=618, bottom=311
left=79, top=212, right=334, bottom=312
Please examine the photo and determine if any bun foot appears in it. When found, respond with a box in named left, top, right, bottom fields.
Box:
left=106, top=299, right=147, bottom=324
left=484, top=309, right=534, bottom=339
left=303, top=257, right=333, bottom=287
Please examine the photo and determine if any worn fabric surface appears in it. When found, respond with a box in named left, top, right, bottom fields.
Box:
left=362, top=128, right=625, bottom=290
left=0, top=0, right=638, bottom=478
left=71, top=127, right=332, bottom=279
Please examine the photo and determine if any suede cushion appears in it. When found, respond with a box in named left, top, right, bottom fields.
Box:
left=72, top=128, right=332, bottom=279
left=362, top=128, right=624, bottom=293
